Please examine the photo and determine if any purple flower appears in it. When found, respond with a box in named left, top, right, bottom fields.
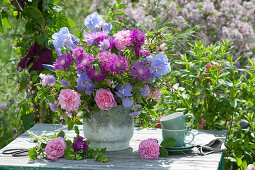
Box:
left=60, top=79, right=70, bottom=87
left=77, top=71, right=96, bottom=95
left=52, top=27, right=80, bottom=56
left=241, top=120, right=249, bottom=128
left=130, top=29, right=145, bottom=45
left=116, top=83, right=133, bottom=108
left=109, top=55, right=128, bottom=75
left=141, top=85, right=150, bottom=97
left=53, top=53, right=73, bottom=70
left=49, top=102, right=60, bottom=112
left=131, top=61, right=150, bottom=80
left=39, top=73, right=56, bottom=86
left=144, top=53, right=171, bottom=83
left=99, top=39, right=110, bottom=51
left=72, top=136, right=88, bottom=152
left=17, top=42, right=52, bottom=73
left=87, top=66, right=106, bottom=82
left=84, top=12, right=112, bottom=33
left=42, top=64, right=55, bottom=71
left=75, top=53, right=94, bottom=72
left=73, top=46, right=85, bottom=59
left=83, top=31, right=108, bottom=45
left=129, top=111, right=142, bottom=117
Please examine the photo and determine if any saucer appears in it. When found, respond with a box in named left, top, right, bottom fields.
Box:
left=167, top=143, right=194, bottom=152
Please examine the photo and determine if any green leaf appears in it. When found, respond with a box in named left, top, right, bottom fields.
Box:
left=116, top=12, right=124, bottom=15
left=116, top=0, right=121, bottom=5
left=74, top=119, right=83, bottom=125
left=28, top=147, right=38, bottom=160
left=117, top=4, right=126, bottom=9
left=236, top=158, right=242, bottom=167
left=0, top=17, right=3, bottom=33
left=67, top=17, right=75, bottom=28
left=23, top=7, right=44, bottom=25
left=244, top=136, right=249, bottom=146
left=160, top=137, right=176, bottom=148
left=68, top=121, right=74, bottom=130
left=1, top=11, right=12, bottom=28
left=95, top=64, right=101, bottom=75
left=159, top=146, right=168, bottom=157
left=57, top=130, right=65, bottom=138
left=74, top=126, right=79, bottom=136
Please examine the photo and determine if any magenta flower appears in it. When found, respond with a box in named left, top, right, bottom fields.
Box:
left=97, top=51, right=115, bottom=71
left=58, top=89, right=81, bottom=112
left=45, top=137, right=67, bottom=161
left=17, top=42, right=52, bottom=73
left=72, top=136, right=88, bottom=152
left=75, top=53, right=94, bottom=72
left=53, top=53, right=73, bottom=70
left=109, top=55, right=128, bottom=75
left=131, top=61, right=150, bottom=80
left=113, top=30, right=132, bottom=50
left=138, top=138, right=160, bottom=159
left=83, top=31, right=108, bottom=45
left=95, top=88, right=117, bottom=111
left=73, top=46, right=85, bottom=59
left=87, top=66, right=106, bottom=82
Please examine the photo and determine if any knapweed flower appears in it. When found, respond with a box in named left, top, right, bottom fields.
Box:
left=95, top=88, right=117, bottom=111
left=45, top=137, right=67, bottom=161
left=72, top=136, right=88, bottom=152
left=17, top=42, right=52, bottom=73
left=109, top=55, right=128, bottom=75
left=145, top=53, right=171, bottom=83
left=131, top=61, right=150, bottom=80
left=53, top=53, right=73, bottom=70
left=84, top=12, right=112, bottom=33
left=87, top=66, right=106, bottom=82
left=83, top=31, right=108, bottom=45
left=115, top=83, right=133, bottom=108
left=73, top=46, right=85, bottom=59
left=75, top=53, right=94, bottom=72
left=39, top=73, right=56, bottom=87
left=138, top=138, right=160, bottom=159
left=58, top=89, right=81, bottom=112
left=60, top=79, right=70, bottom=87
left=113, top=30, right=132, bottom=50
left=77, top=71, right=96, bottom=95
left=99, top=39, right=110, bottom=51
left=52, top=27, right=80, bottom=56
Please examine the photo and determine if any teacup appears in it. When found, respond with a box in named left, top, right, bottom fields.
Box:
left=162, top=129, right=195, bottom=147
left=160, top=112, right=194, bottom=130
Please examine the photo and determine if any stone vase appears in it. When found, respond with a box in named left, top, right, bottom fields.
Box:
left=83, top=105, right=134, bottom=151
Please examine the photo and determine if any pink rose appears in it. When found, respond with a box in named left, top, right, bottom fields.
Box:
left=138, top=138, right=160, bottom=159
left=94, top=88, right=117, bottom=111
left=45, top=137, right=67, bottom=161
left=58, top=89, right=81, bottom=112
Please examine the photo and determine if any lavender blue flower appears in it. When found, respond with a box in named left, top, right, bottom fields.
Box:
left=60, top=79, right=70, bottom=87
left=39, top=73, right=56, bottom=86
left=77, top=71, right=96, bottom=95
left=129, top=111, right=142, bottom=117
left=52, top=27, right=80, bottom=56
left=141, top=85, right=150, bottom=97
left=49, top=103, right=60, bottom=112
left=116, top=83, right=133, bottom=108
left=84, top=12, right=112, bottom=33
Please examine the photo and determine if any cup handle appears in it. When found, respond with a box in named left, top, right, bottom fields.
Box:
left=185, top=114, right=194, bottom=129
left=184, top=131, right=195, bottom=144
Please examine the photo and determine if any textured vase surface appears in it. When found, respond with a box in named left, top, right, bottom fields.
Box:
left=83, top=105, right=134, bottom=151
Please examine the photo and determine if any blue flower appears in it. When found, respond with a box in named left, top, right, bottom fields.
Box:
left=52, top=27, right=80, bottom=56
left=84, top=12, right=112, bottom=33
left=60, top=79, right=70, bottom=87
left=144, top=53, right=171, bottom=83
left=49, top=103, right=60, bottom=112
left=115, top=83, right=133, bottom=108
left=141, top=85, right=150, bottom=97
left=129, top=111, right=141, bottom=117
left=42, top=64, right=55, bottom=71
left=77, top=71, right=96, bottom=95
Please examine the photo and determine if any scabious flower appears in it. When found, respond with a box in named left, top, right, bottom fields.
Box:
left=72, top=136, right=88, bottom=152
left=75, top=53, right=94, bottom=72
left=52, top=27, right=80, bottom=56
left=83, top=31, right=108, bottom=45
left=144, top=53, right=171, bottom=83
left=113, top=30, right=132, bottom=50
left=58, top=89, right=81, bottom=112
left=87, top=66, right=106, bottom=82
left=45, top=137, right=67, bottom=161
left=130, top=61, right=150, bottom=80
left=77, top=71, right=96, bottom=95
left=60, top=79, right=70, bottom=87
left=39, top=73, right=56, bottom=87
left=109, top=55, right=128, bottom=75
left=138, top=138, right=160, bottom=159
left=95, top=88, right=117, bottom=110
left=17, top=42, right=52, bottom=73
left=115, top=83, right=133, bottom=108
left=53, top=53, right=73, bottom=70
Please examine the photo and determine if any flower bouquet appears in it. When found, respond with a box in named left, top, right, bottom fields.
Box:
left=37, top=11, right=171, bottom=151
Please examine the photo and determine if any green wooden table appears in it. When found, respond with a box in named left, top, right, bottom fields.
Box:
left=0, top=123, right=227, bottom=170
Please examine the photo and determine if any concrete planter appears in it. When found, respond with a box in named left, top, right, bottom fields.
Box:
left=83, top=105, right=134, bottom=151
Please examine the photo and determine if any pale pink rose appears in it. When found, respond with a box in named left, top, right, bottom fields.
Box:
left=58, top=89, right=81, bottom=112
left=113, top=30, right=132, bottom=50
left=94, top=88, right=117, bottom=111
left=45, top=137, right=67, bottom=161
left=138, top=138, right=160, bottom=159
